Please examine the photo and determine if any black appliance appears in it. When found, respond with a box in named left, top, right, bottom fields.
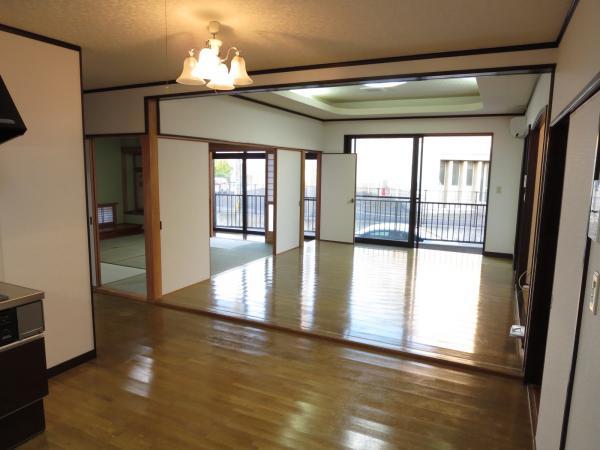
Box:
left=0, top=75, right=27, bottom=144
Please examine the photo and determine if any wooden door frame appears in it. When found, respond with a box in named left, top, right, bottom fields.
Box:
left=523, top=114, right=570, bottom=385
left=86, top=137, right=102, bottom=287
left=143, top=98, right=162, bottom=301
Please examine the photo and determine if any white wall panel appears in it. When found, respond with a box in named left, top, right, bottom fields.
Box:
left=0, top=30, right=93, bottom=368
left=159, top=95, right=323, bottom=151
left=158, top=138, right=210, bottom=294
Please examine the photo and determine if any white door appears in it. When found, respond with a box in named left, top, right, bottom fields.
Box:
left=320, top=154, right=357, bottom=243
left=276, top=149, right=302, bottom=254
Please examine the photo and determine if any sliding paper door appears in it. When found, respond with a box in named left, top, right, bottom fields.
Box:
left=158, top=138, right=210, bottom=294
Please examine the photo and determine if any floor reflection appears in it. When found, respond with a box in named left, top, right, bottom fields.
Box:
left=162, top=241, right=520, bottom=371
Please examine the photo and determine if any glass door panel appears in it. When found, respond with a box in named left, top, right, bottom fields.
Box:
left=354, top=138, right=415, bottom=244
left=246, top=158, right=266, bottom=232
left=213, top=158, right=243, bottom=230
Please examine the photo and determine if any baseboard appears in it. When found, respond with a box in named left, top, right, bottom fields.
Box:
left=47, top=349, right=96, bottom=378
left=483, top=251, right=513, bottom=259
left=527, top=384, right=541, bottom=450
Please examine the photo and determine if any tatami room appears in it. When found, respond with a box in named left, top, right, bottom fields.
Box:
left=0, top=0, right=598, bottom=449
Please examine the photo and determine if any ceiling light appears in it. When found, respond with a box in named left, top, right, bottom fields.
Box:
left=289, top=88, right=330, bottom=97
left=177, top=21, right=253, bottom=90
left=362, top=81, right=407, bottom=89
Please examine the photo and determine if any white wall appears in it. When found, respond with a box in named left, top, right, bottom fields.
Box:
left=0, top=30, right=94, bottom=368
left=563, top=93, right=600, bottom=450
left=551, top=0, right=600, bottom=122
left=323, top=117, right=523, bottom=254
left=276, top=150, right=302, bottom=254
left=158, top=138, right=210, bottom=295
left=537, top=0, right=600, bottom=448
left=525, top=73, right=551, bottom=128
left=159, top=95, right=323, bottom=151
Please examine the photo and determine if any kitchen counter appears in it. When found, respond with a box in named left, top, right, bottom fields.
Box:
left=0, top=281, right=47, bottom=449
left=0, top=281, right=44, bottom=311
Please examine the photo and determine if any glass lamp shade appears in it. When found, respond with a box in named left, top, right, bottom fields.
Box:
left=176, top=53, right=205, bottom=85
left=206, top=63, right=234, bottom=90
left=229, top=55, right=253, bottom=86
left=193, top=47, right=220, bottom=80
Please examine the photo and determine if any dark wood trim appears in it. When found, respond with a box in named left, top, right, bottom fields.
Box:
left=555, top=0, right=581, bottom=45
left=482, top=134, right=494, bottom=252
left=85, top=132, right=146, bottom=139
left=315, top=152, right=322, bottom=240
left=0, top=22, right=80, bottom=51
left=210, top=142, right=272, bottom=154
left=560, top=115, right=600, bottom=450
left=551, top=72, right=600, bottom=126
left=483, top=251, right=513, bottom=259
left=527, top=384, right=541, bottom=448
left=524, top=115, right=569, bottom=385
left=143, top=99, right=162, bottom=301
left=47, top=349, right=96, bottom=378
left=233, top=95, right=322, bottom=122
left=159, top=132, right=316, bottom=153
left=84, top=80, right=179, bottom=94
left=323, top=113, right=521, bottom=122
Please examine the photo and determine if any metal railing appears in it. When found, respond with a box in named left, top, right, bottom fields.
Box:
left=304, top=197, right=317, bottom=234
left=418, top=201, right=486, bottom=244
left=214, top=193, right=318, bottom=234
left=354, top=195, right=486, bottom=245
left=214, top=193, right=265, bottom=231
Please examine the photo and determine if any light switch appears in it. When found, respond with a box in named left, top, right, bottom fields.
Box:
left=590, top=271, right=599, bottom=315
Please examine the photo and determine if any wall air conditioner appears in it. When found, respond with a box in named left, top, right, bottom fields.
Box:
left=510, top=116, right=527, bottom=138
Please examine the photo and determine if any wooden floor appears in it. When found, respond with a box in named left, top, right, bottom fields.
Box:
left=162, top=241, right=521, bottom=375
left=24, top=294, right=532, bottom=449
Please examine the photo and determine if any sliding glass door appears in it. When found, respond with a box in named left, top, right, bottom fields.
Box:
left=348, top=134, right=492, bottom=249
left=352, top=136, right=419, bottom=246
left=213, top=151, right=266, bottom=235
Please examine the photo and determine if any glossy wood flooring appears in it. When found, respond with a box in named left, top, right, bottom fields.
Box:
left=24, top=294, right=532, bottom=449
left=162, top=241, right=521, bottom=375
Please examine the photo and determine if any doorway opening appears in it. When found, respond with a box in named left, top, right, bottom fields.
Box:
left=304, top=152, right=320, bottom=240
left=86, top=135, right=147, bottom=297
left=210, top=147, right=273, bottom=275
left=347, top=134, right=492, bottom=252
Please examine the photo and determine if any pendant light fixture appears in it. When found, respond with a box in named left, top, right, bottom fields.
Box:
left=176, top=21, right=253, bottom=90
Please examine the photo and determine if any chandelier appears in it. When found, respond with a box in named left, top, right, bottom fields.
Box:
left=176, top=21, right=253, bottom=90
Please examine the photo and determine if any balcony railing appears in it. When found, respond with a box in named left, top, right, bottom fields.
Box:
left=215, top=193, right=484, bottom=244
left=355, top=195, right=486, bottom=245
left=214, top=193, right=317, bottom=234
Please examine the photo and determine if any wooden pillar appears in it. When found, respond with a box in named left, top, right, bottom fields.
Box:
left=142, top=98, right=162, bottom=301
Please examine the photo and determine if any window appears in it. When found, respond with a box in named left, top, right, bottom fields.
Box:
left=439, top=161, right=446, bottom=184
left=466, top=161, right=474, bottom=186
left=97, top=203, right=116, bottom=228
left=451, top=161, right=460, bottom=186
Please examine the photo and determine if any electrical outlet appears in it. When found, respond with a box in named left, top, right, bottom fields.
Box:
left=590, top=271, right=599, bottom=315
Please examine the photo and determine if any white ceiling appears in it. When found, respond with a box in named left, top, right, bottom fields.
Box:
left=241, top=74, right=541, bottom=119
left=0, top=0, right=571, bottom=89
